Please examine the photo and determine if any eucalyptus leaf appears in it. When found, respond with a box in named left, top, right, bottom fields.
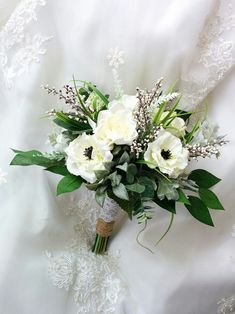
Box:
left=157, top=178, right=179, bottom=201
left=119, top=151, right=130, bottom=164
left=116, top=162, right=128, bottom=172
left=139, top=176, right=156, bottom=200
left=185, top=196, right=214, bottom=226
left=126, top=183, right=145, bottom=193
left=95, top=186, right=107, bottom=207
left=94, top=169, right=109, bottom=180
left=108, top=171, right=122, bottom=187
left=126, top=163, right=137, bottom=183
left=112, top=146, right=122, bottom=156
left=199, top=188, right=224, bottom=210
left=112, top=183, right=129, bottom=200
left=108, top=190, right=141, bottom=219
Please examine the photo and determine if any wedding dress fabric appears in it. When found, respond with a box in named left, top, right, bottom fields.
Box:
left=0, top=0, right=235, bottom=313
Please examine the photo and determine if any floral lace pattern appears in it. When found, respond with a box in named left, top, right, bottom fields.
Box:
left=181, top=0, right=235, bottom=109
left=0, top=0, right=50, bottom=88
left=45, top=189, right=126, bottom=314
left=217, top=296, right=235, bottom=314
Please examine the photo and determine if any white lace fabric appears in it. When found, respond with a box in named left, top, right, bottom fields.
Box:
left=0, top=0, right=50, bottom=88
left=45, top=190, right=126, bottom=314
left=180, top=0, right=235, bottom=110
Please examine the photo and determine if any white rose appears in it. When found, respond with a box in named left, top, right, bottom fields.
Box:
left=94, top=102, right=138, bottom=146
left=144, top=129, right=189, bottom=178
left=108, top=95, right=138, bottom=112
left=65, top=133, right=113, bottom=183
left=151, top=109, right=186, bottom=137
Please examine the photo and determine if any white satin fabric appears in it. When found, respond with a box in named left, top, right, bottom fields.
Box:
left=0, top=0, right=235, bottom=313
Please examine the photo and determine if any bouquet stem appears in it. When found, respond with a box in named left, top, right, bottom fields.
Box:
left=92, top=218, right=115, bottom=254
left=92, top=234, right=109, bottom=254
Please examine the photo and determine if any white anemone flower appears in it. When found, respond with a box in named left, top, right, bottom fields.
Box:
left=144, top=129, right=189, bottom=178
left=65, top=133, right=113, bottom=183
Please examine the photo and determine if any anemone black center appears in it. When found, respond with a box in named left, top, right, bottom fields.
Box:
left=161, top=149, right=172, bottom=160
left=84, top=146, right=93, bottom=160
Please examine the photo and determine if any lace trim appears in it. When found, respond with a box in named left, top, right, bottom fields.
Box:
left=0, top=0, right=50, bottom=88
left=45, top=189, right=126, bottom=314
left=181, top=0, right=235, bottom=110
left=217, top=296, right=235, bottom=314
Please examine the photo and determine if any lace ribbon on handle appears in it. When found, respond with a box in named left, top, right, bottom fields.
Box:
left=0, top=0, right=51, bottom=88
left=99, top=197, right=121, bottom=223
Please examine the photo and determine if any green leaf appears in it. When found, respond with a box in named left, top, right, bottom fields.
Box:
left=126, top=183, right=145, bottom=193
left=188, top=169, right=221, bottom=188
left=119, top=151, right=130, bottom=164
left=94, top=169, right=109, bottom=180
left=10, top=150, right=64, bottom=167
left=157, top=177, right=179, bottom=201
left=116, top=162, right=128, bottom=172
left=86, top=182, right=100, bottom=191
left=54, top=112, right=91, bottom=132
left=185, top=119, right=200, bottom=143
left=126, top=163, right=137, bottom=183
left=177, top=188, right=191, bottom=205
left=45, top=166, right=70, bottom=176
left=56, top=174, right=83, bottom=195
left=160, top=96, right=182, bottom=126
left=139, top=176, right=156, bottom=200
left=199, top=188, right=224, bottom=210
left=108, top=171, right=122, bottom=187
left=153, top=194, right=176, bottom=213
left=175, top=109, right=192, bottom=122
left=80, top=81, right=109, bottom=105
left=95, top=186, right=106, bottom=207
left=108, top=190, right=141, bottom=219
left=185, top=196, right=214, bottom=226
left=112, top=145, right=122, bottom=156
left=103, top=161, right=115, bottom=172
left=112, top=183, right=129, bottom=200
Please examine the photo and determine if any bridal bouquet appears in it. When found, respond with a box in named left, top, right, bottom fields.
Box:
left=10, top=53, right=227, bottom=254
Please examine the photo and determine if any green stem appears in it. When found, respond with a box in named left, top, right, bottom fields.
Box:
left=155, top=213, right=174, bottom=246
left=92, top=234, right=109, bottom=254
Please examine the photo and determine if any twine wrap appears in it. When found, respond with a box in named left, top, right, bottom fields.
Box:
left=96, top=219, right=115, bottom=237
left=96, top=197, right=120, bottom=237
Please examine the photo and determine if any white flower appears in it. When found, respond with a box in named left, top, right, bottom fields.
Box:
left=95, top=98, right=138, bottom=146
left=65, top=133, right=113, bottom=183
left=144, top=129, right=189, bottom=178
left=151, top=108, right=186, bottom=137
left=48, top=131, right=69, bottom=153
left=167, top=116, right=186, bottom=137
left=0, top=168, right=7, bottom=186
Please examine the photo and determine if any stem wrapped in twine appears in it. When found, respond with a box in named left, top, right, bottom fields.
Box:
left=96, top=219, right=115, bottom=237
left=92, top=197, right=120, bottom=254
